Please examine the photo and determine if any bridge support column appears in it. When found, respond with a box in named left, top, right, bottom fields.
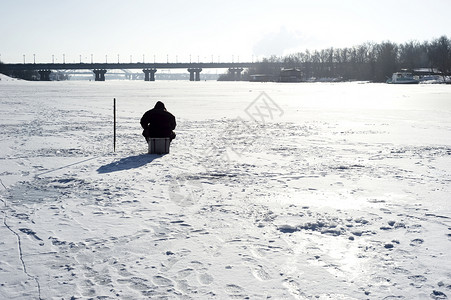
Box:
left=38, top=70, right=51, bottom=81
left=93, top=69, right=107, bottom=81
left=229, top=69, right=236, bottom=80
left=195, top=69, right=202, bottom=81
left=229, top=68, right=244, bottom=80
left=187, top=68, right=202, bottom=81
left=143, top=68, right=157, bottom=81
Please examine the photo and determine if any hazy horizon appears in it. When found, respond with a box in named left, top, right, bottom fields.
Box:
left=1, top=0, right=451, bottom=63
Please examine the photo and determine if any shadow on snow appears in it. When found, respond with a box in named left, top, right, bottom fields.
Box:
left=97, top=154, right=164, bottom=174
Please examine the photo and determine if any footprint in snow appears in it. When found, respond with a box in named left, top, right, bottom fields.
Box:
left=19, top=228, right=43, bottom=242
left=250, top=246, right=269, bottom=259
left=408, top=275, right=427, bottom=288
left=118, top=277, right=151, bottom=291
left=197, top=273, right=214, bottom=285
left=410, top=238, right=424, bottom=246
left=431, top=290, right=447, bottom=300
left=176, top=268, right=195, bottom=279
left=152, top=275, right=173, bottom=286
left=225, top=283, right=245, bottom=295
left=251, top=265, right=271, bottom=281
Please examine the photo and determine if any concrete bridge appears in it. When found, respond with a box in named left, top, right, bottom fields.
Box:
left=0, top=62, right=257, bottom=81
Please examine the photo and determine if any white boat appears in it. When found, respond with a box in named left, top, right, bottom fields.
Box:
left=419, top=74, right=451, bottom=84
left=386, top=71, right=419, bottom=84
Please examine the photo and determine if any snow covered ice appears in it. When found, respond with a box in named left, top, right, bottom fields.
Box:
left=0, top=78, right=450, bottom=299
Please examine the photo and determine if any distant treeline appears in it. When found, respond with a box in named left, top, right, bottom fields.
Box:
left=223, top=36, right=451, bottom=82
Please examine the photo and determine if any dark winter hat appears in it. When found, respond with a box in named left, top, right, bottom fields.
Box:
left=154, top=101, right=166, bottom=110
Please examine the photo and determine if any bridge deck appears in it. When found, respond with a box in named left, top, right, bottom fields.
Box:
left=0, top=62, right=258, bottom=71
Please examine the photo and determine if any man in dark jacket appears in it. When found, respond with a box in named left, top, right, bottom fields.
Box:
left=140, top=101, right=176, bottom=142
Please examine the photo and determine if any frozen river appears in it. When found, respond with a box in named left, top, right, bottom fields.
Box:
left=1, top=79, right=450, bottom=299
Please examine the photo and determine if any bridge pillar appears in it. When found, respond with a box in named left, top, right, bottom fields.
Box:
left=38, top=70, right=51, bottom=81
left=188, top=69, right=194, bottom=81
left=93, top=69, right=107, bottom=81
left=143, top=68, right=157, bottom=81
left=187, top=68, right=202, bottom=81
left=150, top=69, right=157, bottom=81
left=229, top=69, right=236, bottom=80
left=195, top=68, right=202, bottom=81
left=229, top=68, right=244, bottom=80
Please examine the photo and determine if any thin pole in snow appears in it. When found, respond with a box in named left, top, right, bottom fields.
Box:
left=113, top=98, right=116, bottom=152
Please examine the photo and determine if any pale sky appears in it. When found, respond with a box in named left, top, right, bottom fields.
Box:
left=1, top=0, right=450, bottom=63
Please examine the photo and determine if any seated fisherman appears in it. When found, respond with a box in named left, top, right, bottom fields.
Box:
left=140, top=101, right=176, bottom=142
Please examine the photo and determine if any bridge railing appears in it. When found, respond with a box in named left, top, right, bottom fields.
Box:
left=0, top=62, right=259, bottom=71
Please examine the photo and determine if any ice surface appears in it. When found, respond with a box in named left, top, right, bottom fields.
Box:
left=0, top=80, right=450, bottom=299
